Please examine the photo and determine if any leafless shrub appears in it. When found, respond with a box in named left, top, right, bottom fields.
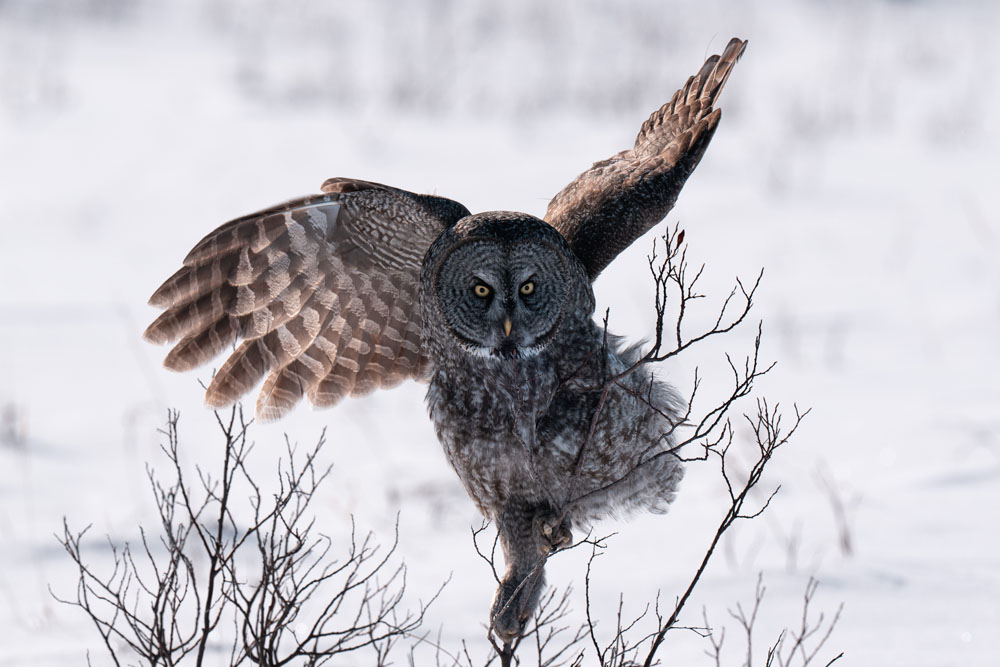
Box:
left=55, top=224, right=837, bottom=666
left=703, top=574, right=844, bottom=667
left=0, top=401, right=26, bottom=448
left=467, top=226, right=832, bottom=665
left=768, top=518, right=805, bottom=575
left=564, top=397, right=805, bottom=667
left=815, top=465, right=860, bottom=558
left=409, top=555, right=590, bottom=667
left=55, top=406, right=438, bottom=666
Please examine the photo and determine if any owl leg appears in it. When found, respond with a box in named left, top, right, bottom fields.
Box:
left=490, top=502, right=570, bottom=643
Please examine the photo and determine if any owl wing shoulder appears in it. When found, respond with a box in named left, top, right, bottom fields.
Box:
left=546, top=38, right=746, bottom=280
left=144, top=178, right=470, bottom=419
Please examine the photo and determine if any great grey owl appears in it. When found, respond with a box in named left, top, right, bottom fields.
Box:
left=145, top=38, right=746, bottom=642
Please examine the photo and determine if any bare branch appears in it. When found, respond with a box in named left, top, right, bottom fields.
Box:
left=56, top=408, right=437, bottom=666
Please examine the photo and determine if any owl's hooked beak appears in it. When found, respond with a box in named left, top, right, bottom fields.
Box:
left=493, top=316, right=518, bottom=359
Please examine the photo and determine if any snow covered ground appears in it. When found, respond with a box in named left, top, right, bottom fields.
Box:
left=1, top=1, right=997, bottom=664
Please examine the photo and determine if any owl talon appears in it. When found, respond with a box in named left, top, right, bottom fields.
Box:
left=535, top=512, right=572, bottom=553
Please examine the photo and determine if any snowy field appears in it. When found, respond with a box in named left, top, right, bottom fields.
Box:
left=1, top=0, right=998, bottom=664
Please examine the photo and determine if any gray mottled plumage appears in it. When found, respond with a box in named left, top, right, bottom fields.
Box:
left=420, top=214, right=686, bottom=638
left=144, top=38, right=746, bottom=642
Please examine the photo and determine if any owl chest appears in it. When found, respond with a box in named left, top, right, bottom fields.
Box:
left=425, top=366, right=589, bottom=511
left=425, top=371, right=543, bottom=459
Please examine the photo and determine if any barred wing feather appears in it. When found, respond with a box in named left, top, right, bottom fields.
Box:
left=144, top=179, right=470, bottom=420
left=546, top=38, right=747, bottom=280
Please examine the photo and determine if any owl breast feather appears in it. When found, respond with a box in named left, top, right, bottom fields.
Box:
left=424, top=335, right=685, bottom=526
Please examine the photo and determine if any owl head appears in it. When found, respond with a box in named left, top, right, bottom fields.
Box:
left=419, top=212, right=595, bottom=363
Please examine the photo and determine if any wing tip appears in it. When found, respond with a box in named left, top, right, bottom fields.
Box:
left=254, top=398, right=294, bottom=422
left=715, top=37, right=748, bottom=90
left=143, top=325, right=167, bottom=346
left=148, top=289, right=170, bottom=309
left=204, top=380, right=238, bottom=409
left=163, top=348, right=201, bottom=372
left=725, top=36, right=748, bottom=55
left=703, top=37, right=747, bottom=101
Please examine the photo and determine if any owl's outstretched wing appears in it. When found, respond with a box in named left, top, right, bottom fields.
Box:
left=144, top=178, right=470, bottom=420
left=546, top=37, right=746, bottom=280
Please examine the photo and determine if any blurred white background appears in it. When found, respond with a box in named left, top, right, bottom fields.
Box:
left=1, top=1, right=997, bottom=664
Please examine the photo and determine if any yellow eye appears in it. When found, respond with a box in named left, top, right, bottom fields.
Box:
left=520, top=281, right=535, bottom=296
left=473, top=283, right=491, bottom=298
